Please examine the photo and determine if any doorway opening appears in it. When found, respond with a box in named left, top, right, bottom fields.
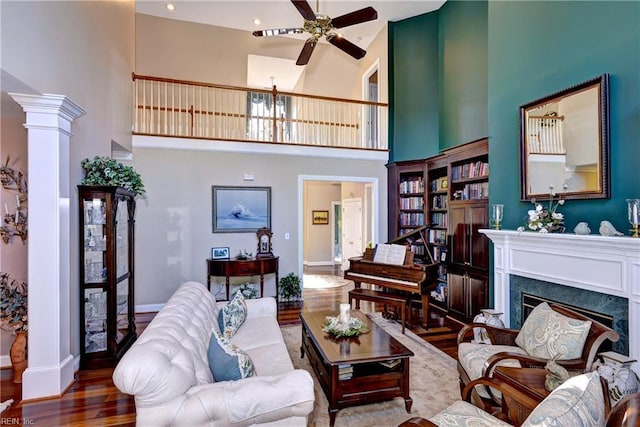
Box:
left=362, top=60, right=379, bottom=149
left=299, top=175, right=378, bottom=287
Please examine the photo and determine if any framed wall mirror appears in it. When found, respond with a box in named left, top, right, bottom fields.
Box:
left=520, top=74, right=610, bottom=201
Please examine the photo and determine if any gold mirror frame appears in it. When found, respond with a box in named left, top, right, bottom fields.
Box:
left=520, top=74, right=610, bottom=201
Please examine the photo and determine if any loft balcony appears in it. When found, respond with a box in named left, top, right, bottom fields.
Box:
left=132, top=74, right=389, bottom=153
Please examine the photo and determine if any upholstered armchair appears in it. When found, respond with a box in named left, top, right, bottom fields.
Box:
left=398, top=371, right=611, bottom=427
left=456, top=302, right=620, bottom=412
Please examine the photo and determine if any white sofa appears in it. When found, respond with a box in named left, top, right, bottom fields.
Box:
left=112, top=281, right=315, bottom=426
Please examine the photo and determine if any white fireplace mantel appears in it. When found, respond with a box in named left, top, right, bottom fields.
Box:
left=480, top=229, right=640, bottom=362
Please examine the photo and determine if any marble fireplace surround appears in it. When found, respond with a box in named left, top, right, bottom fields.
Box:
left=480, top=229, right=640, bottom=362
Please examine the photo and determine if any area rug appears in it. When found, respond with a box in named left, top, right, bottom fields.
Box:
left=281, top=312, right=459, bottom=426
left=303, top=274, right=352, bottom=289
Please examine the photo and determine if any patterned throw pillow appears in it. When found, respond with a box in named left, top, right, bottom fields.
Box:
left=515, top=302, right=592, bottom=360
left=207, top=331, right=256, bottom=381
left=522, top=371, right=605, bottom=427
left=218, top=291, right=247, bottom=338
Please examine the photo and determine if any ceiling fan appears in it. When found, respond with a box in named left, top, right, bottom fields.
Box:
left=252, top=0, right=378, bottom=66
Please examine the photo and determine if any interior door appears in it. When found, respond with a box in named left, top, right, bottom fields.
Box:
left=341, top=198, right=363, bottom=267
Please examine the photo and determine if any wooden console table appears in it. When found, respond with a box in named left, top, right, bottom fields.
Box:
left=206, top=256, right=279, bottom=300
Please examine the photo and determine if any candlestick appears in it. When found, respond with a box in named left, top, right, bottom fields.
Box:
left=339, top=303, right=351, bottom=323
left=4, top=202, right=7, bottom=215
left=16, top=195, right=20, bottom=208
left=15, top=210, right=19, bottom=224
left=627, top=199, right=640, bottom=237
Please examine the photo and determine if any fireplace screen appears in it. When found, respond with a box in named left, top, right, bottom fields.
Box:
left=522, top=293, right=614, bottom=328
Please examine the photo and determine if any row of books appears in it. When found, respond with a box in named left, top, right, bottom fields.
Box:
left=410, top=244, right=426, bottom=256
left=431, top=194, right=447, bottom=209
left=453, top=182, right=489, bottom=200
left=451, top=161, right=489, bottom=180
left=400, top=213, right=424, bottom=226
left=429, top=176, right=448, bottom=192
left=432, top=245, right=448, bottom=263
left=399, top=178, right=424, bottom=194
left=338, top=363, right=353, bottom=380
left=399, top=196, right=424, bottom=210
left=431, top=282, right=447, bottom=303
left=428, top=229, right=447, bottom=245
left=431, top=212, right=448, bottom=228
left=378, top=359, right=401, bottom=369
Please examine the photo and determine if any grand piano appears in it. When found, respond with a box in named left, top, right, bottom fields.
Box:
left=344, top=226, right=439, bottom=328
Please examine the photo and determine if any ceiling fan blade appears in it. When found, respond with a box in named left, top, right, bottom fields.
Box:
left=291, top=0, right=316, bottom=21
left=326, top=34, right=366, bottom=60
left=296, top=38, right=318, bottom=66
left=253, top=27, right=304, bottom=37
left=330, top=6, right=377, bottom=29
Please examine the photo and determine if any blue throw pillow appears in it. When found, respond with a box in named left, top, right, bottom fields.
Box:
left=207, top=331, right=256, bottom=382
left=218, top=291, right=247, bottom=338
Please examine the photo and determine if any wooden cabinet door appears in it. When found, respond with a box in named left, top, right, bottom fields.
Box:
left=467, top=273, right=488, bottom=318
left=447, top=272, right=466, bottom=318
left=449, top=205, right=468, bottom=266
left=468, top=203, right=489, bottom=270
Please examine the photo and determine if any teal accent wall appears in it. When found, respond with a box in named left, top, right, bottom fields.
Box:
left=488, top=1, right=640, bottom=233
left=390, top=0, right=639, bottom=231
left=438, top=0, right=488, bottom=150
left=388, top=13, right=440, bottom=162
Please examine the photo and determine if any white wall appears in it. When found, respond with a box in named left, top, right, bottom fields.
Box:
left=128, top=142, right=387, bottom=306
left=0, top=0, right=135, bottom=362
left=136, top=13, right=366, bottom=99
left=303, top=181, right=341, bottom=264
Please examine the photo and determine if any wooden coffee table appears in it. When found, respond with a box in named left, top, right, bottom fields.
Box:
left=300, top=310, right=414, bottom=427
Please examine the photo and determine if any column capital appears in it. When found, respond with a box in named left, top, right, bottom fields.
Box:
left=9, top=92, right=86, bottom=123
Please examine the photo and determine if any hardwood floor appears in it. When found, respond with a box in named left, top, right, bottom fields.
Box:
left=0, top=272, right=462, bottom=425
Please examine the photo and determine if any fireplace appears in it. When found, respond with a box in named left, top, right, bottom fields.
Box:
left=481, top=229, right=639, bottom=362
left=511, top=277, right=627, bottom=354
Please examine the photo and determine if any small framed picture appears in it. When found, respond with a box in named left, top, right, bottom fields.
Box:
left=312, top=210, right=329, bottom=225
left=211, top=247, right=230, bottom=260
left=437, top=177, right=448, bottom=191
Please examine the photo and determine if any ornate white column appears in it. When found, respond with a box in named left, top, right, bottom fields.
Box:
left=9, top=93, right=85, bottom=400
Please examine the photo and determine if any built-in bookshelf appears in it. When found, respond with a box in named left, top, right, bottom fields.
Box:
left=388, top=138, right=490, bottom=322
left=451, top=158, right=489, bottom=201
left=426, top=160, right=449, bottom=307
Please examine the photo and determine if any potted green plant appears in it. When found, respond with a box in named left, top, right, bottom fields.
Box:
left=233, top=283, right=258, bottom=299
left=278, top=272, right=302, bottom=301
left=0, top=272, right=28, bottom=383
left=80, top=156, right=146, bottom=197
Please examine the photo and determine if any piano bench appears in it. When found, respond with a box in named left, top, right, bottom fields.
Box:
left=348, top=288, right=407, bottom=334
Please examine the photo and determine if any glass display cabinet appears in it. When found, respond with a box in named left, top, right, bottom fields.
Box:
left=78, top=185, right=136, bottom=369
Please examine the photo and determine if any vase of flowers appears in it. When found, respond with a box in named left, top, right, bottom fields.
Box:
left=518, top=184, right=568, bottom=233
left=0, top=272, right=28, bottom=383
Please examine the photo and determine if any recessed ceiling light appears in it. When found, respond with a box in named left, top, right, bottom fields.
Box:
left=253, top=18, right=261, bottom=26
left=166, top=3, right=175, bottom=11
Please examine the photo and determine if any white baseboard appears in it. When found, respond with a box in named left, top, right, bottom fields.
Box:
left=136, top=303, right=164, bottom=313
left=303, top=261, right=336, bottom=267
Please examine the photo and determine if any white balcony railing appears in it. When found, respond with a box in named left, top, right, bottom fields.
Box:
left=132, top=73, right=388, bottom=150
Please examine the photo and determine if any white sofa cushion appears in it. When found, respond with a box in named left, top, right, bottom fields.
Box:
left=515, top=302, right=592, bottom=360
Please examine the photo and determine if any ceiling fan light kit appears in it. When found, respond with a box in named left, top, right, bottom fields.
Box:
left=253, top=0, right=378, bottom=66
